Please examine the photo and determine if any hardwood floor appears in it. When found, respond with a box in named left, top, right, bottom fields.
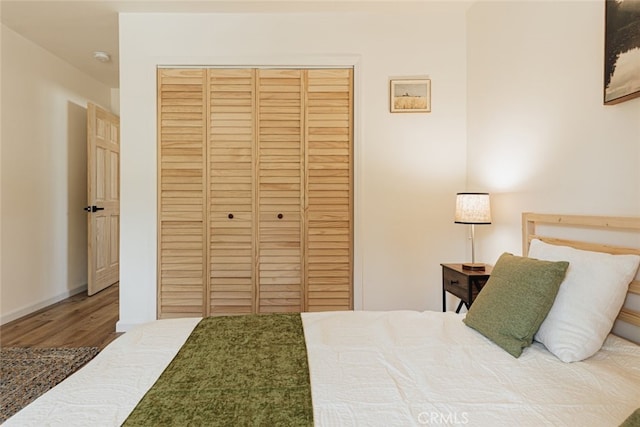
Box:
left=1, top=283, right=120, bottom=350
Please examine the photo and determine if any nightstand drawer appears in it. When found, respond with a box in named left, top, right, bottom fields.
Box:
left=443, top=269, right=468, bottom=300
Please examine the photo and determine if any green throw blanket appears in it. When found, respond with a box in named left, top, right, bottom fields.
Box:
left=123, top=313, right=313, bottom=426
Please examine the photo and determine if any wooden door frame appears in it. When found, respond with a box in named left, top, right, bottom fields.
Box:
left=155, top=62, right=361, bottom=317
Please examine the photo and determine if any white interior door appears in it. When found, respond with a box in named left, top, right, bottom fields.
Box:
left=87, top=103, right=120, bottom=295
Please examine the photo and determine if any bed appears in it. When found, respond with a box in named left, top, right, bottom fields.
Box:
left=5, top=213, right=640, bottom=426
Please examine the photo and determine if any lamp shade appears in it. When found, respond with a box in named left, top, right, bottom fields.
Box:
left=454, top=193, right=491, bottom=224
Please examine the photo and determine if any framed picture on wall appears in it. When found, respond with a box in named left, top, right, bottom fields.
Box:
left=604, top=0, right=640, bottom=105
left=389, top=79, right=431, bottom=113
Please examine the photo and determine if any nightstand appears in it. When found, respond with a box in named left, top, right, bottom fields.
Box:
left=441, top=263, right=492, bottom=313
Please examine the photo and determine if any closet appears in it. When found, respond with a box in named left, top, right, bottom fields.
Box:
left=157, top=67, right=353, bottom=318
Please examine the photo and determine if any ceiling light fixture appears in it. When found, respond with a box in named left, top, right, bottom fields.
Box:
left=92, top=51, right=111, bottom=63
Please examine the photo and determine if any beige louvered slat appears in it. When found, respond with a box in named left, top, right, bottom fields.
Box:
left=208, top=69, right=256, bottom=315
left=158, top=68, right=207, bottom=318
left=305, top=68, right=354, bottom=312
left=257, top=69, right=305, bottom=313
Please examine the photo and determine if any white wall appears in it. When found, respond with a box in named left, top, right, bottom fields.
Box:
left=467, top=1, right=640, bottom=263
left=118, top=6, right=470, bottom=330
left=0, top=25, right=112, bottom=323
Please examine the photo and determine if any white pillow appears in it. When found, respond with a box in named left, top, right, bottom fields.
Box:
left=528, top=239, right=640, bottom=362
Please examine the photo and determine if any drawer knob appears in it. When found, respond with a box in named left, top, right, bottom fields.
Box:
left=228, top=213, right=234, bottom=219
left=277, top=213, right=283, bottom=219
left=450, top=280, right=459, bottom=285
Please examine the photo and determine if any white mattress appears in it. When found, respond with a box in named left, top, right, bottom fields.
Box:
left=5, top=311, right=640, bottom=426
left=302, top=311, right=640, bottom=426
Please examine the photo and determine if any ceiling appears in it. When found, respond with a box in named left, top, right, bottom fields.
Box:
left=1, top=0, right=453, bottom=88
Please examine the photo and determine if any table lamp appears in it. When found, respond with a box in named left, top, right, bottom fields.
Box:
left=455, top=192, right=491, bottom=271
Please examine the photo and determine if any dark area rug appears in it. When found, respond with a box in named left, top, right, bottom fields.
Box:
left=0, top=347, right=100, bottom=422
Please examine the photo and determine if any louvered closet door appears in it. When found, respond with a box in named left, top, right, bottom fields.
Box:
left=256, top=69, right=305, bottom=313
left=208, top=69, right=256, bottom=315
left=158, top=69, right=207, bottom=318
left=305, top=69, right=353, bottom=311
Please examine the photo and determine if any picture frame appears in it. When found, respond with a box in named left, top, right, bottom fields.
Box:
left=389, top=79, right=431, bottom=113
left=603, top=0, right=640, bottom=105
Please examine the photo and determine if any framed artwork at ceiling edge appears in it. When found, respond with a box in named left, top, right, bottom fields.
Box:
left=604, top=0, right=640, bottom=105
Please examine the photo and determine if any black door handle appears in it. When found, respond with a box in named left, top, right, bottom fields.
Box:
left=84, top=205, right=105, bottom=213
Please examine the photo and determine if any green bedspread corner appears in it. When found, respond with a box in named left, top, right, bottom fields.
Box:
left=123, top=313, right=313, bottom=426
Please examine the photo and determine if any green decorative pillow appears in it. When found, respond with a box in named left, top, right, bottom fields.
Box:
left=463, top=252, right=569, bottom=358
left=619, top=408, right=640, bottom=427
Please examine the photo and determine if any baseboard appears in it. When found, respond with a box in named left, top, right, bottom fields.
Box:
left=0, top=284, right=88, bottom=325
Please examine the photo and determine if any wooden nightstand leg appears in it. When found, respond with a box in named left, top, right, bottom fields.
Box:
left=455, top=300, right=465, bottom=314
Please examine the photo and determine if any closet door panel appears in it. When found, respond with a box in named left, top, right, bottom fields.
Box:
left=305, top=69, right=353, bottom=311
left=208, top=69, right=256, bottom=315
left=158, top=67, right=353, bottom=318
left=257, top=69, right=304, bottom=313
left=158, top=69, right=207, bottom=318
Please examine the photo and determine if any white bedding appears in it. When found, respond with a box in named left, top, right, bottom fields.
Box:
left=303, top=311, right=640, bottom=426
left=3, top=317, right=201, bottom=427
left=5, top=311, right=640, bottom=426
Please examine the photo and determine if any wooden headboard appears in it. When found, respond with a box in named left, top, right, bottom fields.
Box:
left=522, top=213, right=640, bottom=331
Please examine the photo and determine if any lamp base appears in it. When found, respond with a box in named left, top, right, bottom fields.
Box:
left=462, top=263, right=486, bottom=271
